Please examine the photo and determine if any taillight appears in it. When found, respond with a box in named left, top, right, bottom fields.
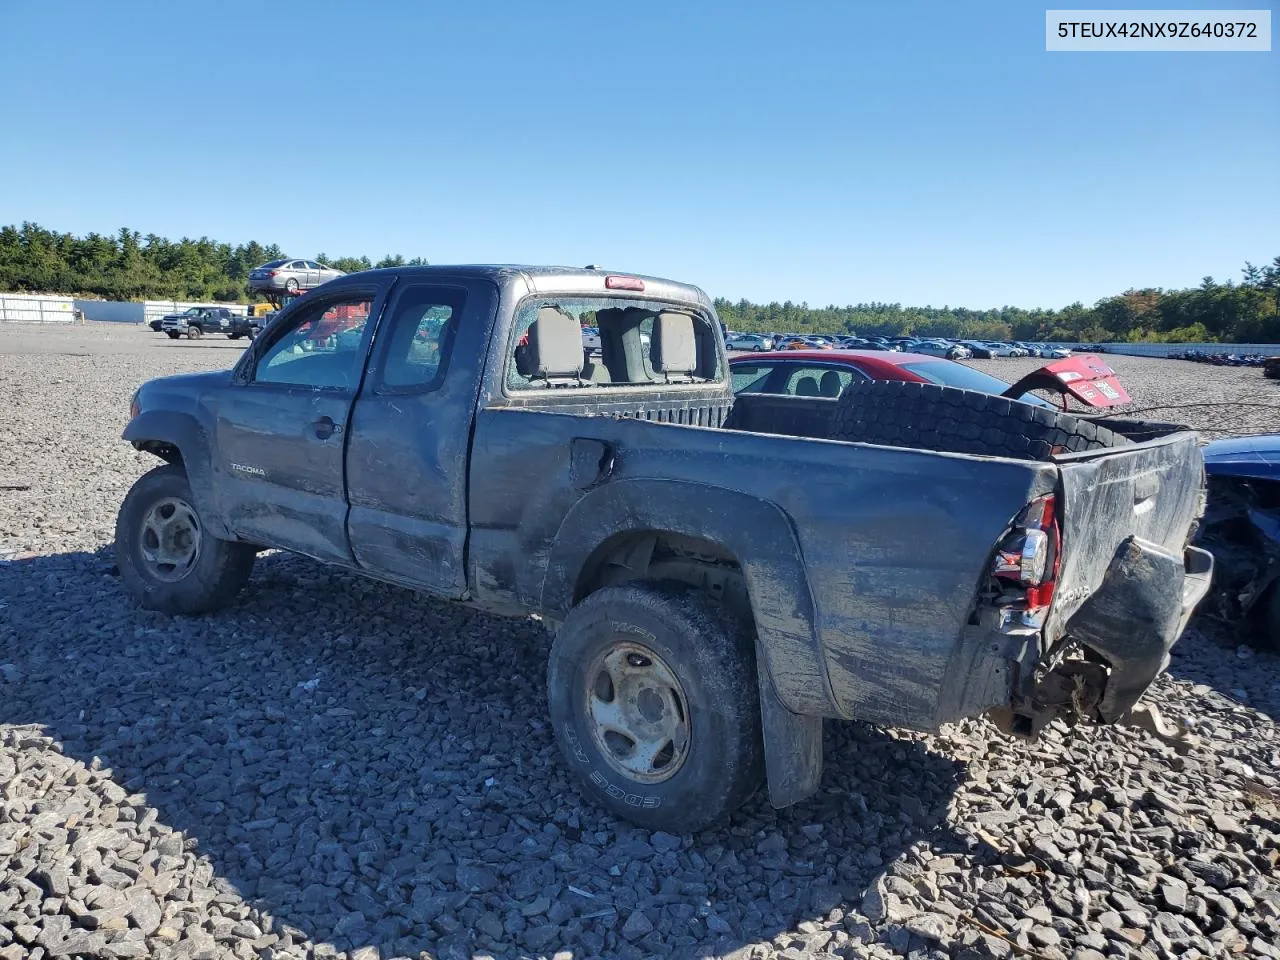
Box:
left=992, top=494, right=1061, bottom=609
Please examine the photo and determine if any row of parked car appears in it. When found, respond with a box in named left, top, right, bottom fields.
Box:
left=1178, top=349, right=1280, bottom=375
left=724, top=332, right=1072, bottom=360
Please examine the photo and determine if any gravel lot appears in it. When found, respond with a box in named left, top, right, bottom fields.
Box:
left=2, top=323, right=1279, bottom=960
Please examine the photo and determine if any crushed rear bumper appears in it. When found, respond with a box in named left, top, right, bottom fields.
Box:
left=1064, top=538, right=1213, bottom=721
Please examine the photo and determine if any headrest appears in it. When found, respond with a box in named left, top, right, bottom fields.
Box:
left=528, top=307, right=583, bottom=379
left=651, top=311, right=697, bottom=375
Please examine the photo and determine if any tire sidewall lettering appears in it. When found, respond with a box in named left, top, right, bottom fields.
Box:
left=562, top=722, right=661, bottom=808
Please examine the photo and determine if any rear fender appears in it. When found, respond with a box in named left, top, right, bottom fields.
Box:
left=542, top=478, right=830, bottom=809
left=122, top=411, right=230, bottom=538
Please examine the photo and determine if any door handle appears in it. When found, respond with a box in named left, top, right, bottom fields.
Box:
left=312, top=416, right=343, bottom=440
left=570, top=438, right=614, bottom=490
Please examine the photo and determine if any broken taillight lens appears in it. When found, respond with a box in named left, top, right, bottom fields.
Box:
left=992, top=494, right=1061, bottom=609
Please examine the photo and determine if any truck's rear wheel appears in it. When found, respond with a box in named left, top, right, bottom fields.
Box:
left=115, top=465, right=255, bottom=615
left=830, top=380, right=1128, bottom=461
left=547, top=581, right=764, bottom=832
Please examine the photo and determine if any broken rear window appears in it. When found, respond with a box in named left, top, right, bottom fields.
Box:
left=506, top=297, right=722, bottom=392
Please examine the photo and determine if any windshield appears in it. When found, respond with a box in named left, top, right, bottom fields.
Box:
left=900, top=361, right=1055, bottom=409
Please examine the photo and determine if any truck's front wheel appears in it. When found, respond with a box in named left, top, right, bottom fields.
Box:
left=547, top=581, right=764, bottom=832
left=115, top=465, right=255, bottom=615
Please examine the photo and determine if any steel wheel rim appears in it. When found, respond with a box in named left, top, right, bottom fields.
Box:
left=138, top=496, right=202, bottom=582
left=584, top=639, right=691, bottom=784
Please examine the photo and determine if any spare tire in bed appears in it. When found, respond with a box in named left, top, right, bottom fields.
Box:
left=829, top=380, right=1128, bottom=461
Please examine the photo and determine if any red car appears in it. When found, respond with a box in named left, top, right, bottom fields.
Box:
left=729, top=350, right=1130, bottom=411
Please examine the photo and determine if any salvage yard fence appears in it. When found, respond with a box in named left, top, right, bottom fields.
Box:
left=1074, top=342, right=1280, bottom=358
left=0, top=293, right=75, bottom=323
left=74, top=299, right=249, bottom=325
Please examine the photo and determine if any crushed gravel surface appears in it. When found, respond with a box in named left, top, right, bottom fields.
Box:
left=2, top=324, right=1279, bottom=960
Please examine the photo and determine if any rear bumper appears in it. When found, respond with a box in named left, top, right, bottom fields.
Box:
left=1066, top=537, right=1213, bottom=721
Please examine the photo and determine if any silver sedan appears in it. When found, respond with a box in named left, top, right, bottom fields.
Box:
left=248, top=259, right=346, bottom=295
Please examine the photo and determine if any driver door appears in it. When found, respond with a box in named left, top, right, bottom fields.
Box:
left=212, top=281, right=390, bottom=563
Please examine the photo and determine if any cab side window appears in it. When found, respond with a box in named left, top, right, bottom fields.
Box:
left=254, top=296, right=374, bottom=390
left=374, top=285, right=464, bottom=392
left=731, top=363, right=777, bottom=393
left=784, top=366, right=856, bottom=397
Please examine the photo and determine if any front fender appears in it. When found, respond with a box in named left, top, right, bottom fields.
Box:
left=122, top=411, right=230, bottom=538
left=541, top=477, right=834, bottom=719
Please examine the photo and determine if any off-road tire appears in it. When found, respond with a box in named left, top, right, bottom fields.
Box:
left=115, top=465, right=255, bottom=615
left=547, top=580, right=764, bottom=832
left=830, top=380, right=1128, bottom=461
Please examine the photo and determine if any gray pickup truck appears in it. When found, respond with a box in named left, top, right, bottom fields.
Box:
left=116, top=266, right=1212, bottom=832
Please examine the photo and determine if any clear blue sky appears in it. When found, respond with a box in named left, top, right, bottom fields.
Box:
left=1, top=0, right=1275, bottom=309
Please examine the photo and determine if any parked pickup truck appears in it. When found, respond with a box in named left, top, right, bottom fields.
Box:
left=116, top=266, right=1212, bottom=832
left=159, top=306, right=257, bottom=340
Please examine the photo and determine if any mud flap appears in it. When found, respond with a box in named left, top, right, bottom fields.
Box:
left=756, top=648, right=824, bottom=808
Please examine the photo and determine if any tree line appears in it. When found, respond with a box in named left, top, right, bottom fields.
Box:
left=0, top=222, right=1275, bottom=343
left=716, top=258, right=1280, bottom=344
left=0, top=223, right=425, bottom=305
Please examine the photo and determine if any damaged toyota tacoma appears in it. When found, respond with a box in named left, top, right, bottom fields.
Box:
left=115, top=266, right=1212, bottom=832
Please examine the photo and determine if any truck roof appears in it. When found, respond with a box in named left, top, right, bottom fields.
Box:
left=342, top=265, right=713, bottom=307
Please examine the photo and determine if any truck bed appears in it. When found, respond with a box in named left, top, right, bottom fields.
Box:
left=470, top=401, right=1057, bottom=728
left=469, top=391, right=1205, bottom=732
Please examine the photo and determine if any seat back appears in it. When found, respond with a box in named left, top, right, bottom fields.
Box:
left=650, top=311, right=697, bottom=382
left=582, top=349, right=611, bottom=384
left=528, top=307, right=584, bottom=383
left=795, top=375, right=820, bottom=396
left=819, top=370, right=843, bottom=397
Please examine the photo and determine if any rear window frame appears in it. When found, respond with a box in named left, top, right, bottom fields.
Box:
left=500, top=293, right=727, bottom=400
